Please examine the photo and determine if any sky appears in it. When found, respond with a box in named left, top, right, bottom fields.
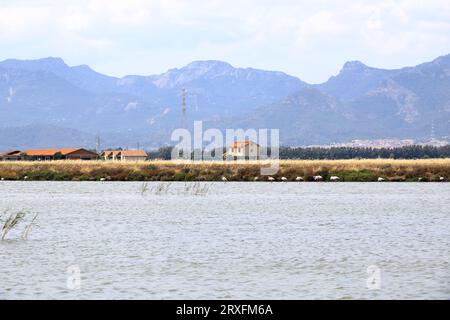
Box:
left=0, top=0, right=450, bottom=83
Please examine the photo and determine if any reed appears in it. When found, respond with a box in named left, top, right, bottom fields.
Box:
left=0, top=211, right=39, bottom=240
left=139, top=181, right=212, bottom=196
left=181, top=182, right=212, bottom=195
left=151, top=182, right=172, bottom=195
left=140, top=182, right=149, bottom=196
left=0, top=159, right=449, bottom=182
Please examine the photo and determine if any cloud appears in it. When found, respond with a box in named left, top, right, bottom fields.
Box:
left=300, top=11, right=347, bottom=35
left=0, top=0, right=449, bottom=83
left=0, top=5, right=50, bottom=37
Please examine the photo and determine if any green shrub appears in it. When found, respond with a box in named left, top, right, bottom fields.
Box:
left=334, top=170, right=377, bottom=182
left=127, top=171, right=147, bottom=181
left=24, top=170, right=70, bottom=181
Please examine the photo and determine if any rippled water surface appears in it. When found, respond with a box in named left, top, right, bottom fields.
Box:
left=0, top=181, right=449, bottom=299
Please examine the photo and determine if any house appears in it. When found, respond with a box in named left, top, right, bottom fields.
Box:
left=0, top=150, right=23, bottom=161
left=23, top=148, right=98, bottom=161
left=227, top=140, right=261, bottom=160
left=101, top=150, right=148, bottom=161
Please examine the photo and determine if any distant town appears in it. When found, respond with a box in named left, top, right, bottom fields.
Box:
left=310, top=138, right=449, bottom=149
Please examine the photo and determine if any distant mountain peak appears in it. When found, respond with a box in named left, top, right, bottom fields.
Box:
left=153, top=60, right=237, bottom=88
left=178, top=60, right=235, bottom=77
left=341, top=60, right=369, bottom=72
left=150, top=59, right=304, bottom=90
left=27, top=56, right=66, bottom=67
left=36, top=56, right=66, bottom=65
left=72, top=64, right=91, bottom=70
left=184, top=60, right=233, bottom=70
left=429, top=53, right=450, bottom=67
left=316, top=60, right=397, bottom=101
left=0, top=56, right=68, bottom=72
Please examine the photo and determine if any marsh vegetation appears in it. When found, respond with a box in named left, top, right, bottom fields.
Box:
left=0, top=159, right=448, bottom=182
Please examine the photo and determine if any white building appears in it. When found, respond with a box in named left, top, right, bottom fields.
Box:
left=227, top=141, right=261, bottom=160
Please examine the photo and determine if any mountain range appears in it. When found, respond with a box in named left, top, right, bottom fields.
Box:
left=1, top=54, right=449, bottom=149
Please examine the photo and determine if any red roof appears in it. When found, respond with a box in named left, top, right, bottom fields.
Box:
left=230, top=141, right=258, bottom=148
left=24, top=148, right=91, bottom=156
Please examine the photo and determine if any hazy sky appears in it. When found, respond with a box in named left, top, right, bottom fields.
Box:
left=1, top=0, right=450, bottom=83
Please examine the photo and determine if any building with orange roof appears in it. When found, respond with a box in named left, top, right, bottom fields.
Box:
left=227, top=140, right=260, bottom=160
left=22, top=148, right=98, bottom=161
left=0, top=150, right=24, bottom=161
left=101, top=149, right=148, bottom=161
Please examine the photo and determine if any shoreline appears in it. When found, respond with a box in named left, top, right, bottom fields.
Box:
left=0, top=159, right=449, bottom=182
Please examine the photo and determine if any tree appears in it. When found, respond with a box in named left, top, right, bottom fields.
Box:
left=53, top=152, right=63, bottom=160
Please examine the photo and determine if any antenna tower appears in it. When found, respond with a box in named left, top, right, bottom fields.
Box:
left=95, top=134, right=101, bottom=153
left=181, top=88, right=187, bottom=129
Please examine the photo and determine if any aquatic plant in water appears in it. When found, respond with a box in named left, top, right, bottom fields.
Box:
left=139, top=182, right=213, bottom=196
left=140, top=182, right=149, bottom=196
left=180, top=182, right=212, bottom=196
left=152, top=182, right=172, bottom=195
left=22, top=214, right=39, bottom=240
left=1, top=211, right=39, bottom=240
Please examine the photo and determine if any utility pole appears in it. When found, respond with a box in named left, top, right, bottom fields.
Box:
left=431, top=119, right=436, bottom=141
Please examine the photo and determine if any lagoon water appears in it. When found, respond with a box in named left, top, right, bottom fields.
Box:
left=0, top=181, right=449, bottom=299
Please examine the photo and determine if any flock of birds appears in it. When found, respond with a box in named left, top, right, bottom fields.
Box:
left=220, top=176, right=446, bottom=182
left=220, top=175, right=337, bottom=182
left=0, top=176, right=445, bottom=182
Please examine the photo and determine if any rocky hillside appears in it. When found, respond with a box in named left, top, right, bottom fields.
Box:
left=0, top=54, right=449, bottom=148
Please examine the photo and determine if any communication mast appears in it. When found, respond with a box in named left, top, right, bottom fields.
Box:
left=181, top=87, right=187, bottom=129
left=95, top=134, right=101, bottom=153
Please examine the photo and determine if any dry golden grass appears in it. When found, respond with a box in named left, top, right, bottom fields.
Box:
left=0, top=159, right=449, bottom=181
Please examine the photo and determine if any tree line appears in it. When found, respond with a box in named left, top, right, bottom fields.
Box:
left=148, top=145, right=450, bottom=160
left=279, top=145, right=450, bottom=159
